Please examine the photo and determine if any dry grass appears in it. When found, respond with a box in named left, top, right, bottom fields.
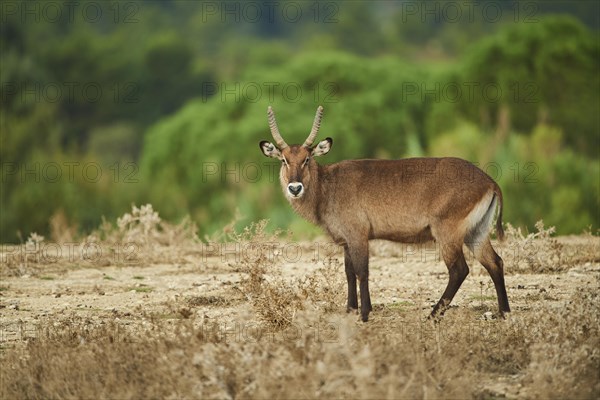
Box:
left=0, top=204, right=200, bottom=277
left=1, top=290, right=598, bottom=399
left=233, top=220, right=344, bottom=328
left=1, top=212, right=599, bottom=399
left=500, top=220, right=600, bottom=274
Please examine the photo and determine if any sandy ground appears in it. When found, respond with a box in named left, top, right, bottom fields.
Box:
left=1, top=236, right=599, bottom=399
left=2, top=239, right=598, bottom=344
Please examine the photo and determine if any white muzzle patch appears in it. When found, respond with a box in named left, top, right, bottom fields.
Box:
left=287, top=182, right=304, bottom=198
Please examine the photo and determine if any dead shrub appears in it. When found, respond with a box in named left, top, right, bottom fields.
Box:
left=299, top=254, right=345, bottom=314
left=521, top=290, right=600, bottom=398
left=501, top=220, right=600, bottom=273
left=0, top=204, right=200, bottom=278
left=231, top=220, right=302, bottom=328
left=231, top=220, right=344, bottom=328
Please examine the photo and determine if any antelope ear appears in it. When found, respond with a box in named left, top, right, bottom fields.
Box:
left=259, top=141, right=282, bottom=159
left=312, top=137, right=332, bottom=157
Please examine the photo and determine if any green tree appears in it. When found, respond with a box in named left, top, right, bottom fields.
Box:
left=458, top=16, right=599, bottom=156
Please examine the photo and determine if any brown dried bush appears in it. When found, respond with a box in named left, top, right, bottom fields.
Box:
left=2, top=211, right=598, bottom=399
left=0, top=204, right=200, bottom=277
left=2, top=287, right=598, bottom=399
left=500, top=220, right=599, bottom=274
left=231, top=220, right=344, bottom=328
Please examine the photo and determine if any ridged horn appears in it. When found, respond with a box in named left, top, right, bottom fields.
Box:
left=303, top=106, right=323, bottom=147
left=267, top=106, right=288, bottom=149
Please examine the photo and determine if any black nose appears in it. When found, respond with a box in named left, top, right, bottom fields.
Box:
left=288, top=184, right=302, bottom=196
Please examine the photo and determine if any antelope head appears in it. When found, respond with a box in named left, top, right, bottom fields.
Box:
left=259, top=106, right=332, bottom=199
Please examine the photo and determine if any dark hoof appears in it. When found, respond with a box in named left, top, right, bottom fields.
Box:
left=428, top=307, right=445, bottom=322
left=361, top=310, right=370, bottom=322
left=428, top=313, right=442, bottom=324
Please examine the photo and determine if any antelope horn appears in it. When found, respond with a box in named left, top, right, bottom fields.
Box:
left=303, top=106, right=323, bottom=147
left=267, top=106, right=288, bottom=149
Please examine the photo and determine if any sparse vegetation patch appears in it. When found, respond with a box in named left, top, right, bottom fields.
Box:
left=0, top=216, right=598, bottom=399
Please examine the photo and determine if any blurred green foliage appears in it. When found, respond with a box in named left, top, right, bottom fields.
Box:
left=1, top=1, right=598, bottom=242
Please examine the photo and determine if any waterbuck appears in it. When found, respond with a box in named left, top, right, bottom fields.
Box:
left=259, top=106, right=510, bottom=322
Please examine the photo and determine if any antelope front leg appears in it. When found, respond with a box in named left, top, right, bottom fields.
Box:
left=358, top=274, right=372, bottom=322
left=344, top=246, right=358, bottom=312
left=347, top=241, right=371, bottom=322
